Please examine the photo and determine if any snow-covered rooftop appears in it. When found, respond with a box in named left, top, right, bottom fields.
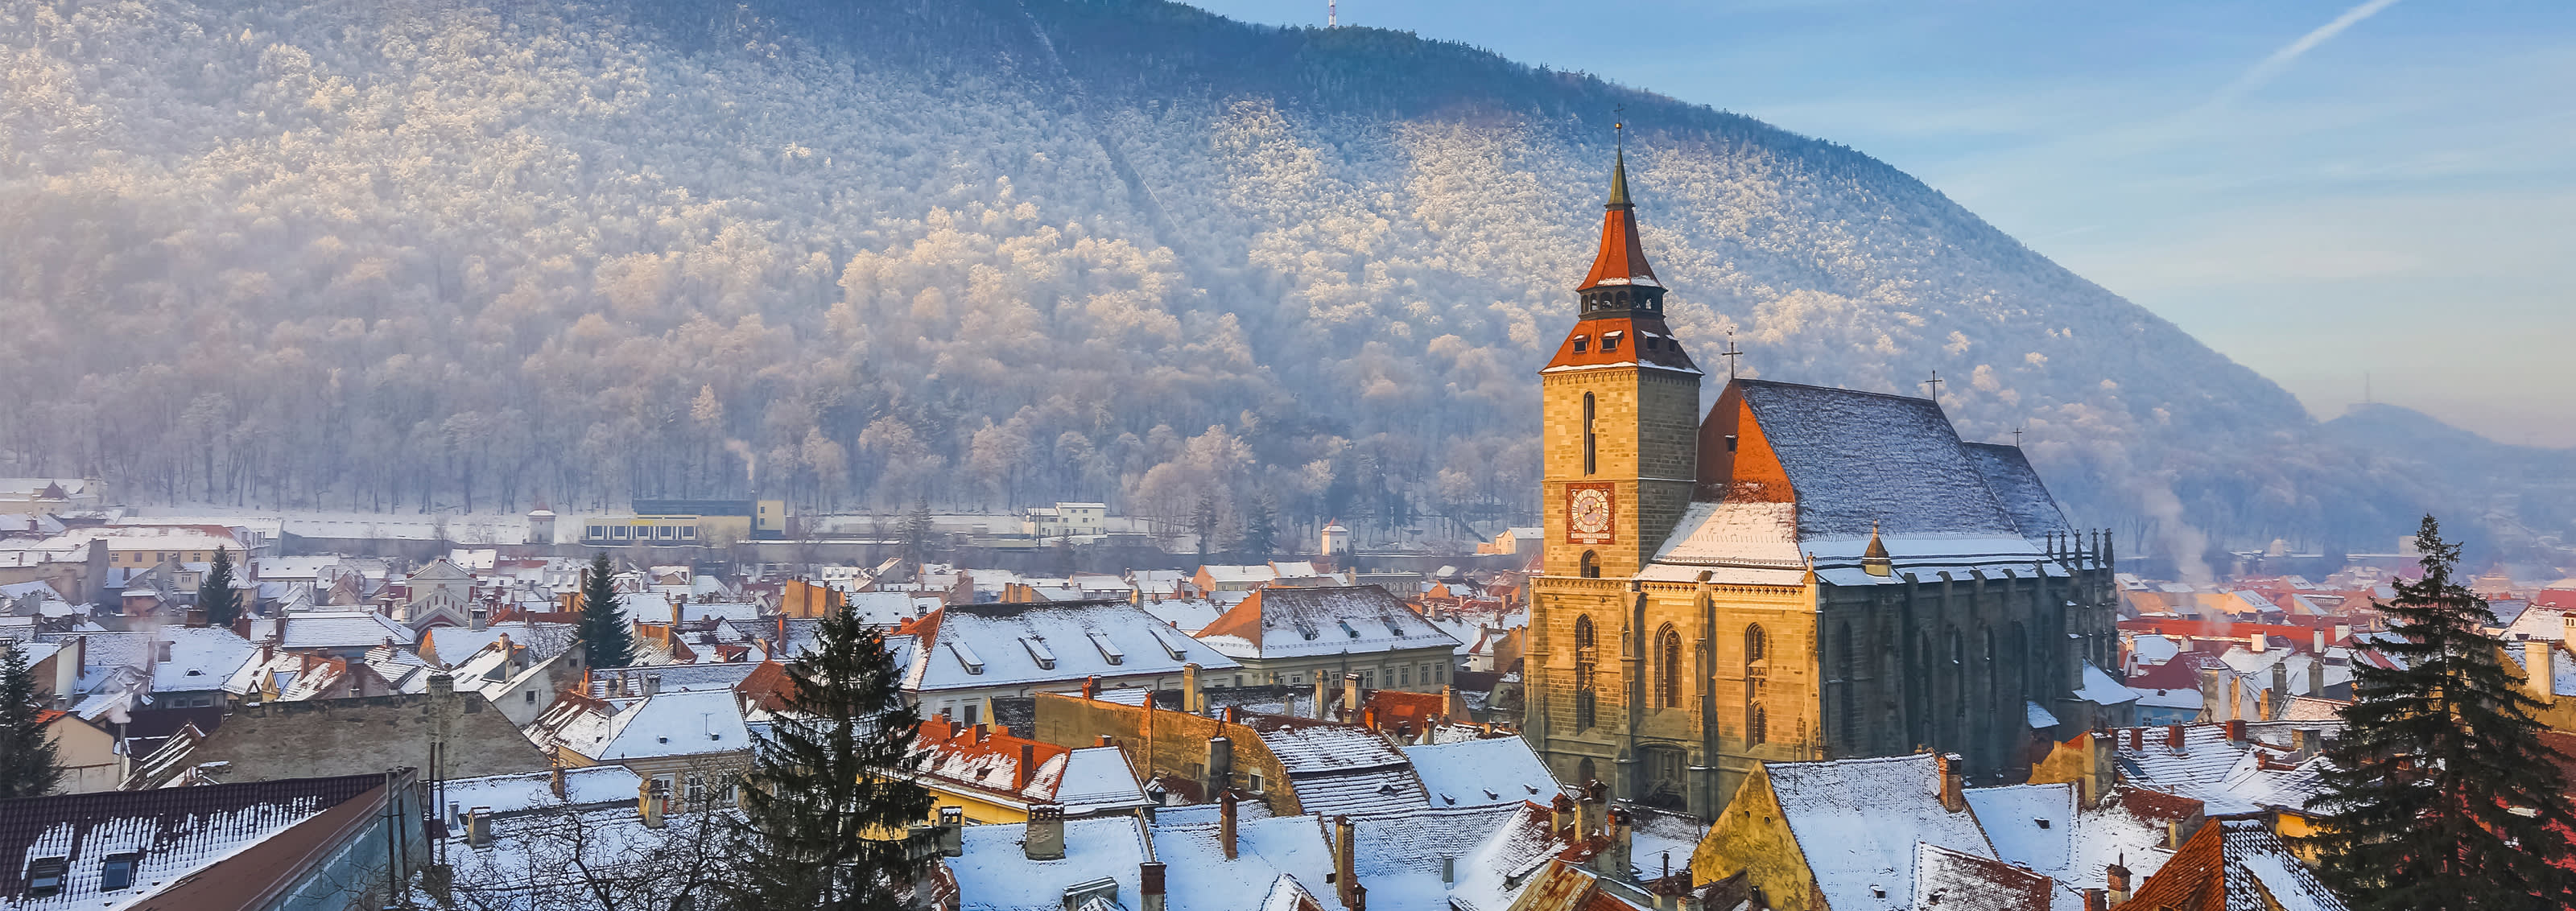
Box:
left=1765, top=753, right=1994, bottom=911
left=902, top=601, right=1238, bottom=693
left=1196, top=586, right=1459, bottom=662
left=1402, top=737, right=1564, bottom=810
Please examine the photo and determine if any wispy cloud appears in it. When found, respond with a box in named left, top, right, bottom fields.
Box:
left=2207, top=0, right=2406, bottom=108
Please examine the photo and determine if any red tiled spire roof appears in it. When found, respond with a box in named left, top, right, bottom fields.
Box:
left=1575, top=148, right=1660, bottom=293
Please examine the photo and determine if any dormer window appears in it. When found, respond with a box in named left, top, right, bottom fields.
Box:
left=27, top=857, right=66, bottom=897
left=1602, top=332, right=1624, bottom=353
left=101, top=853, right=140, bottom=892
left=1571, top=336, right=1589, bottom=354
left=1642, top=336, right=1659, bottom=351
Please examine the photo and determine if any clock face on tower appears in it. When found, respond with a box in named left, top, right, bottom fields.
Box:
left=1566, top=483, right=1615, bottom=545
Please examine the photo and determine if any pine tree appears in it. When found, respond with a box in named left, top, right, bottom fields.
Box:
left=900, top=497, right=934, bottom=577
left=577, top=552, right=634, bottom=669
left=1241, top=494, right=1278, bottom=560
left=2306, top=515, right=2576, bottom=909
left=726, top=601, right=933, bottom=909
left=197, top=546, right=241, bottom=628
left=0, top=637, right=64, bottom=798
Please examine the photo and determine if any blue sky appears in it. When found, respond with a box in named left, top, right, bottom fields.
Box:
left=1185, top=1, right=2576, bottom=445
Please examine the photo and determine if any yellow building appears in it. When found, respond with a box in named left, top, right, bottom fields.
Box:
left=1523, top=146, right=2120, bottom=818
left=581, top=499, right=787, bottom=546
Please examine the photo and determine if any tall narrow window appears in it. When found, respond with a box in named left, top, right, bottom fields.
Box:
left=1748, top=704, right=1768, bottom=745
left=1744, top=625, right=1768, bottom=665
left=1657, top=626, right=1683, bottom=708
left=1580, top=550, right=1600, bottom=579
left=1575, top=615, right=1600, bottom=729
left=1582, top=393, right=1597, bottom=476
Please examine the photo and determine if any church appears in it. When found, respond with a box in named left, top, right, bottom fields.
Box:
left=1521, top=144, right=2123, bottom=819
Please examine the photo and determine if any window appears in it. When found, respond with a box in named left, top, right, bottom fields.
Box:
left=1572, top=336, right=1590, bottom=354
left=1657, top=626, right=1684, bottom=708
left=1398, top=665, right=1411, bottom=686
left=964, top=703, right=980, bottom=724
left=1582, top=394, right=1597, bottom=476
left=101, top=854, right=139, bottom=892
left=526, top=690, right=538, bottom=704
left=1748, top=704, right=1768, bottom=746
left=682, top=526, right=698, bottom=539
left=1744, top=625, right=1768, bottom=665
left=1249, top=772, right=1265, bottom=793
left=687, top=773, right=708, bottom=805
left=1580, top=550, right=1600, bottom=579
left=1602, top=332, right=1622, bottom=352
left=1724, top=434, right=1739, bottom=452
left=1574, top=615, right=1600, bottom=729
left=27, top=857, right=65, bottom=897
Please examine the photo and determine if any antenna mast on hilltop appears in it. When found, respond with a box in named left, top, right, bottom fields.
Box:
left=1328, top=0, right=1336, bottom=27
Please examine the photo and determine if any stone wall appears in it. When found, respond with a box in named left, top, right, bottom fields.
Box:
left=180, top=680, right=550, bottom=785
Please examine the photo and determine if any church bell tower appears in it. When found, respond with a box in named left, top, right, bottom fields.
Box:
left=1538, top=141, right=1702, bottom=581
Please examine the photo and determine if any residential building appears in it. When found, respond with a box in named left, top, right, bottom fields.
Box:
left=0, top=771, right=426, bottom=911
left=544, top=687, right=753, bottom=808
left=1194, top=585, right=1462, bottom=692
left=894, top=600, right=1241, bottom=724
left=580, top=498, right=786, bottom=546
left=38, top=710, right=121, bottom=793
left=127, top=674, right=547, bottom=788
left=909, top=717, right=1152, bottom=823
left=1022, top=501, right=1109, bottom=539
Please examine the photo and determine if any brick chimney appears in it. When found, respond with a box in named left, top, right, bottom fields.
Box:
left=1140, top=861, right=1167, bottom=911
left=1016, top=743, right=1036, bottom=791
left=639, top=778, right=667, bottom=829
left=2224, top=719, right=2247, bottom=744
left=1333, top=815, right=1360, bottom=911
left=1342, top=672, right=1363, bottom=717
left=1600, top=806, right=1634, bottom=880
left=1183, top=662, right=1203, bottom=714
left=1551, top=793, right=1577, bottom=838
left=1934, top=753, right=1967, bottom=813
left=1580, top=779, right=1610, bottom=836
left=1220, top=790, right=1240, bottom=859
left=937, top=806, right=964, bottom=856
left=2083, top=888, right=2107, bottom=911
left=548, top=763, right=567, bottom=799
left=2106, top=855, right=2132, bottom=905
left=1024, top=804, right=1066, bottom=860
left=2527, top=641, right=2557, bottom=706
left=2165, top=724, right=2185, bottom=752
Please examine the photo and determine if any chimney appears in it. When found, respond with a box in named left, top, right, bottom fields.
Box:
left=2248, top=633, right=2265, bottom=653
left=1017, top=743, right=1037, bottom=791
left=2224, top=719, right=2246, bottom=744
left=184, top=607, right=207, bottom=629
left=549, top=764, right=567, bottom=799
left=2310, top=628, right=2325, bottom=654
left=1096, top=734, right=1116, bottom=748
left=1314, top=675, right=1331, bottom=719
left=1442, top=684, right=1464, bottom=723
left=1183, top=662, right=1203, bottom=714
left=1025, top=804, right=1066, bottom=860
left=1552, top=794, right=1578, bottom=838
left=1207, top=736, right=1233, bottom=795
left=1140, top=861, right=1167, bottom=911
left=2527, top=641, right=2557, bottom=705
left=938, top=806, right=964, bottom=856
left=976, top=723, right=990, bottom=744
left=1333, top=815, right=1359, bottom=911
left=2166, top=725, right=2185, bottom=752
left=2083, top=888, right=2107, bottom=911
left=2309, top=656, right=2327, bottom=697
left=1083, top=675, right=1099, bottom=700
left=1221, top=705, right=1239, bottom=724
left=2128, top=727, right=2142, bottom=751
left=1580, top=779, right=1609, bottom=836
left=639, top=778, right=668, bottom=829
left=1342, top=673, right=1363, bottom=717
left=469, top=606, right=488, bottom=631
left=2081, top=732, right=2113, bottom=807
left=2269, top=662, right=2288, bottom=717
left=2106, top=855, right=2132, bottom=905
left=1934, top=753, right=1967, bottom=813
left=1600, top=807, right=1634, bottom=880
left=1220, top=790, right=1240, bottom=859
left=466, top=807, right=494, bottom=847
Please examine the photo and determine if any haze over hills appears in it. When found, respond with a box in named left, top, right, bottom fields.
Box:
left=0, top=0, right=2561, bottom=565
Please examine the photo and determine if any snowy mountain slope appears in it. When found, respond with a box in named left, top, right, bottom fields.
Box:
left=0, top=0, right=2536, bottom=558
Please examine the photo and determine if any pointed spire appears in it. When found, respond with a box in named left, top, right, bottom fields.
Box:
left=1863, top=522, right=1893, bottom=577
left=1607, top=146, right=1633, bottom=210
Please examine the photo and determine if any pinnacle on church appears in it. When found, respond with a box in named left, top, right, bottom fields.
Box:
left=1863, top=522, right=1893, bottom=577
left=1606, top=146, right=1633, bottom=209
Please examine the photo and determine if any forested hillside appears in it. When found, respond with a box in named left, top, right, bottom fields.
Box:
left=0, top=0, right=2549, bottom=562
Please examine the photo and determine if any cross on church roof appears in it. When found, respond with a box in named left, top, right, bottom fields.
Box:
left=1922, top=370, right=1945, bottom=398
left=1718, top=330, right=1744, bottom=381
left=2012, top=427, right=2024, bottom=447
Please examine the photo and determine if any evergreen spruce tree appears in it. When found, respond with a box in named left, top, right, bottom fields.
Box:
left=1241, top=494, right=1278, bottom=560
left=900, top=497, right=934, bottom=577
left=197, top=546, right=241, bottom=627
left=577, top=551, right=634, bottom=669
left=2306, top=515, right=2576, bottom=909
left=726, top=601, right=933, bottom=909
left=0, top=637, right=64, bottom=798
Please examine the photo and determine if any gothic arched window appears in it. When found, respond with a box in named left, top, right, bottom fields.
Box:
left=1580, top=550, right=1600, bottom=579
left=1574, top=615, right=1600, bottom=729
left=1582, top=393, right=1597, bottom=476
left=1744, top=624, right=1768, bottom=666
left=1748, top=703, right=1768, bottom=745
left=1657, top=625, right=1683, bottom=708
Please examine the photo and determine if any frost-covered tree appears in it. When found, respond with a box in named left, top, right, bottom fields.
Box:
left=577, top=553, right=634, bottom=670
left=0, top=638, right=63, bottom=798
